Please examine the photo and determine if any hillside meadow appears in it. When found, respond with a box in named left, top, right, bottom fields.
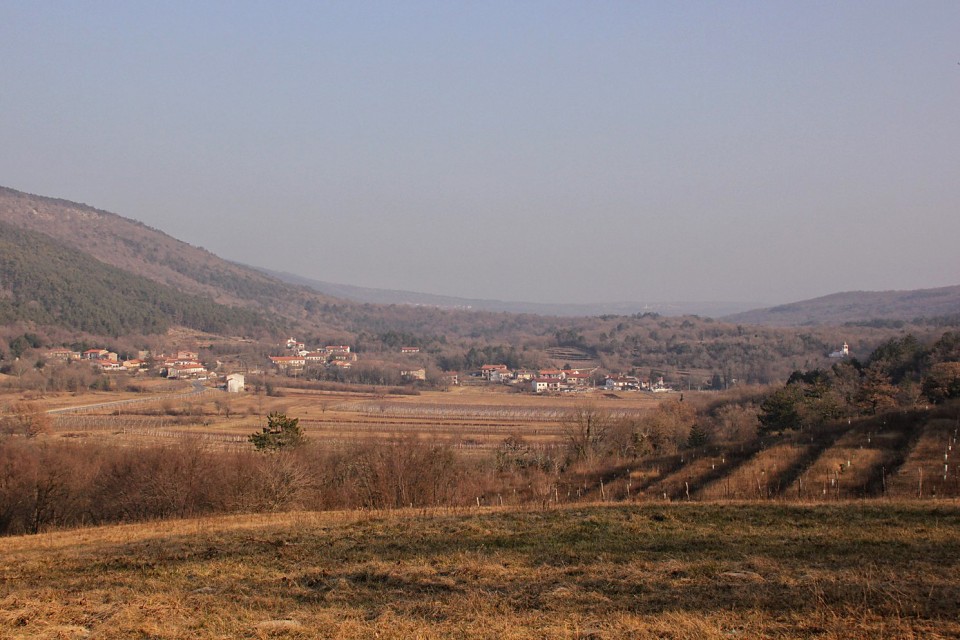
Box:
left=1, top=502, right=958, bottom=639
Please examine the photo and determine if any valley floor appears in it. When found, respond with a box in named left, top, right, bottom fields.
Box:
left=1, top=502, right=958, bottom=639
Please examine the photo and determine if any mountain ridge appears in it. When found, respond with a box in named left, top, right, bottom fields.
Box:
left=257, top=267, right=758, bottom=318
left=2, top=185, right=957, bottom=333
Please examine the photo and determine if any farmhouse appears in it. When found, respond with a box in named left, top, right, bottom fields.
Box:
left=122, top=359, right=145, bottom=372
left=44, top=348, right=79, bottom=361
left=651, top=377, right=674, bottom=392
left=269, top=356, right=306, bottom=372
left=400, top=346, right=420, bottom=354
left=538, top=369, right=566, bottom=380
left=167, top=361, right=207, bottom=379
left=480, top=364, right=509, bottom=380
left=564, top=371, right=591, bottom=386
left=400, top=368, right=427, bottom=381
left=532, top=377, right=564, bottom=394
left=605, top=375, right=641, bottom=391
left=95, top=360, right=125, bottom=372
left=226, top=373, right=245, bottom=393
left=326, top=345, right=351, bottom=354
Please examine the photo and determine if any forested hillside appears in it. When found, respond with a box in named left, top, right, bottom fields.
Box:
left=2, top=184, right=957, bottom=386
left=726, top=285, right=960, bottom=327
left=0, top=221, right=274, bottom=337
left=0, top=186, right=339, bottom=322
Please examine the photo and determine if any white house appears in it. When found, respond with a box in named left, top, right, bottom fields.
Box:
left=532, top=378, right=563, bottom=394
left=605, top=375, right=641, bottom=391
left=226, top=373, right=245, bottom=393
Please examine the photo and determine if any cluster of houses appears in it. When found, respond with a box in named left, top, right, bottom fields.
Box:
left=268, top=338, right=358, bottom=373
left=476, top=364, right=674, bottom=394
left=44, top=347, right=149, bottom=374
left=269, top=339, right=455, bottom=386
left=44, top=346, right=214, bottom=380
left=43, top=345, right=247, bottom=392
left=479, top=364, right=592, bottom=394
left=156, top=350, right=208, bottom=380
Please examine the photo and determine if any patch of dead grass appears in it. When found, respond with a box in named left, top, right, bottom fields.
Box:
left=0, top=503, right=958, bottom=638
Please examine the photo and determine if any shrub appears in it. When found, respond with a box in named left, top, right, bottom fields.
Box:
left=249, top=412, right=305, bottom=450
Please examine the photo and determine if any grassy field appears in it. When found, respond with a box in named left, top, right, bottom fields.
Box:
left=38, top=383, right=662, bottom=452
left=1, top=502, right=958, bottom=639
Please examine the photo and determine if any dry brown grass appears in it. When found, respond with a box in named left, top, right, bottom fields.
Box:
left=1, top=502, right=958, bottom=639
left=42, top=384, right=662, bottom=453
left=887, top=418, right=960, bottom=498
left=698, top=442, right=813, bottom=500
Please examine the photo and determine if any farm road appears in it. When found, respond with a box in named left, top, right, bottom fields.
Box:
left=46, top=380, right=213, bottom=415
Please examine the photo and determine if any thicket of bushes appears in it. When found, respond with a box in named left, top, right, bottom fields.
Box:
left=0, top=388, right=763, bottom=537
left=0, top=437, right=511, bottom=536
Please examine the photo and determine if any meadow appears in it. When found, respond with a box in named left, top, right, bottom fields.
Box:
left=1, top=502, right=958, bottom=639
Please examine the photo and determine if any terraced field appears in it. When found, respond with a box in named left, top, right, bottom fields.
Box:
left=886, top=417, right=960, bottom=498
left=578, top=405, right=960, bottom=504
left=28, top=380, right=960, bottom=503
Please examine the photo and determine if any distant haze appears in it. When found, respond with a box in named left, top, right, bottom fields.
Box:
left=2, top=3, right=958, bottom=306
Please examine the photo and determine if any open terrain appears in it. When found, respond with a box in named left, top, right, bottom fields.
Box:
left=37, top=384, right=661, bottom=453
left=1, top=502, right=958, bottom=639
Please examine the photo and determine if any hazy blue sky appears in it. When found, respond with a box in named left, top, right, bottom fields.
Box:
left=2, top=2, right=958, bottom=306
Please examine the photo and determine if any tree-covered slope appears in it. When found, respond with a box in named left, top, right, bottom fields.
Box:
left=725, top=285, right=960, bottom=327
left=0, top=221, right=276, bottom=337
left=0, top=186, right=336, bottom=319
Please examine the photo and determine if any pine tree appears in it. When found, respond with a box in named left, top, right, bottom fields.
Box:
left=249, top=412, right=305, bottom=450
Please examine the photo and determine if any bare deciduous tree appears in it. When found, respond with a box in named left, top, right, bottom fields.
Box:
left=563, top=403, right=610, bottom=462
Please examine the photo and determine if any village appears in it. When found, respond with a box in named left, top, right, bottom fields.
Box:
left=41, top=336, right=676, bottom=397
left=265, top=337, right=674, bottom=395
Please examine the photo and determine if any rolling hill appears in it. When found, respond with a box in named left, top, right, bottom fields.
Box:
left=725, top=285, right=960, bottom=327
